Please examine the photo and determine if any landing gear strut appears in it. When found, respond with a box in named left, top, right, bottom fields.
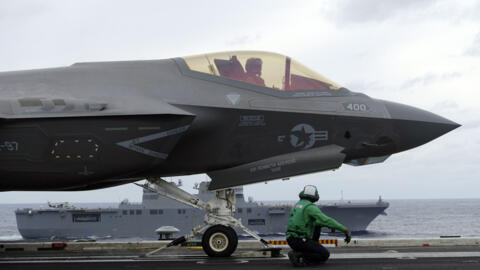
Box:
left=136, top=177, right=270, bottom=257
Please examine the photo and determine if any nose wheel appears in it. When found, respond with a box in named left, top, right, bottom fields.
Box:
left=202, top=225, right=238, bottom=257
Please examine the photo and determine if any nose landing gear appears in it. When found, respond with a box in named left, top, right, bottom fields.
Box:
left=136, top=177, right=270, bottom=257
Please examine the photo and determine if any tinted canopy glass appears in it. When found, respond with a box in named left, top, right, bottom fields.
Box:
left=183, top=51, right=341, bottom=91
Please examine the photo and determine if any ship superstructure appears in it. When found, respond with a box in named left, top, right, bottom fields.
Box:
left=15, top=182, right=388, bottom=240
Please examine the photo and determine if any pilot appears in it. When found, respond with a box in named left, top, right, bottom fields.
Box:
left=286, top=185, right=351, bottom=266
left=244, top=57, right=265, bottom=86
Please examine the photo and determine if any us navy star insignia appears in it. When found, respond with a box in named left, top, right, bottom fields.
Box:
left=277, top=123, right=328, bottom=150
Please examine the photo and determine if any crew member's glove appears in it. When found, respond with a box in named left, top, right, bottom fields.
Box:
left=344, top=229, right=351, bottom=244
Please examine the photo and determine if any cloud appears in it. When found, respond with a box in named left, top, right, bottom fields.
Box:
left=327, top=0, right=480, bottom=25
left=462, top=119, right=480, bottom=130
left=325, top=0, right=435, bottom=24
left=465, top=32, right=480, bottom=56
left=226, top=34, right=262, bottom=47
left=431, top=100, right=459, bottom=111
left=0, top=2, right=48, bottom=21
left=401, top=72, right=462, bottom=89
left=0, top=1, right=478, bottom=202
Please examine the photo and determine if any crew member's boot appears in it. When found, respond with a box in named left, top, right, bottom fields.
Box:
left=288, top=250, right=306, bottom=267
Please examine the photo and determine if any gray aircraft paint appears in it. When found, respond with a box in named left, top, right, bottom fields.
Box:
left=0, top=51, right=459, bottom=191
left=116, top=125, right=191, bottom=159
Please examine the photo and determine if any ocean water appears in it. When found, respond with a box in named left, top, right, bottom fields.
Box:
left=2, top=199, right=480, bottom=241
left=362, top=199, right=480, bottom=238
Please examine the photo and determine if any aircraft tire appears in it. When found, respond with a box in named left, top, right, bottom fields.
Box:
left=201, top=225, right=238, bottom=257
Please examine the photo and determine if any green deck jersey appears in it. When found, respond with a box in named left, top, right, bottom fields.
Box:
left=286, top=199, right=347, bottom=239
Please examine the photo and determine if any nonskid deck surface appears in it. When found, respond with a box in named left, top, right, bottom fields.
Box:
left=1, top=251, right=480, bottom=270
left=2, top=244, right=480, bottom=270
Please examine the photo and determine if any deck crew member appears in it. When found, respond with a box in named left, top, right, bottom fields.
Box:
left=286, top=185, right=351, bottom=266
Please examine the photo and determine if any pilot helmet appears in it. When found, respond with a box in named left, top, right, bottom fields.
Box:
left=245, top=58, right=262, bottom=74
left=299, top=185, right=319, bottom=202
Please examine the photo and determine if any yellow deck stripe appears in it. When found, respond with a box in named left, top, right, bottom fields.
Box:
left=267, top=239, right=338, bottom=246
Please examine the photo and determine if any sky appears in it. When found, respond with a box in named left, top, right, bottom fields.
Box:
left=0, top=0, right=479, bottom=203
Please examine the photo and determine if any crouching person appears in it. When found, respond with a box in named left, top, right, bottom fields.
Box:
left=286, top=185, right=351, bottom=267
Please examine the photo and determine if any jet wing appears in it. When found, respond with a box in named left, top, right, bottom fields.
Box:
left=207, top=145, right=346, bottom=190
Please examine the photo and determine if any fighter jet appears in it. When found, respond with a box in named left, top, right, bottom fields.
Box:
left=0, top=51, right=459, bottom=256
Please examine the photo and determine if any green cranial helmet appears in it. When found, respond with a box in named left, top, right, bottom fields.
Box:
left=299, top=185, right=319, bottom=202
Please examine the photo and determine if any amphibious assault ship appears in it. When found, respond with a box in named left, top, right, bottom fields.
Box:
left=15, top=182, right=389, bottom=240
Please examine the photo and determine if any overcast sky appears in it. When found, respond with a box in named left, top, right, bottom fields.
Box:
left=0, top=0, right=479, bottom=203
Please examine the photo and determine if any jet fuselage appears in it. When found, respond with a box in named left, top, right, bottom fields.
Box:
left=0, top=53, right=459, bottom=191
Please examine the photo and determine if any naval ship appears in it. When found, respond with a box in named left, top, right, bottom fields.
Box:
left=15, top=181, right=389, bottom=240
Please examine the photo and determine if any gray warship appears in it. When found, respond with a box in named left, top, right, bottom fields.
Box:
left=15, top=181, right=389, bottom=240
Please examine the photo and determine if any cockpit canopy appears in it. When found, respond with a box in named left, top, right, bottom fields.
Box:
left=182, top=51, right=341, bottom=91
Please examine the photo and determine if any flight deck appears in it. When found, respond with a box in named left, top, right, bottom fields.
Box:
left=2, top=238, right=480, bottom=269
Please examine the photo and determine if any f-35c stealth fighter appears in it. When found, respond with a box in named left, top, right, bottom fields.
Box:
left=0, top=51, right=458, bottom=192
left=0, top=51, right=459, bottom=256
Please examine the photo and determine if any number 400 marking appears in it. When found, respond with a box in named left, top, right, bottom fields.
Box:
left=345, top=103, right=368, bottom=112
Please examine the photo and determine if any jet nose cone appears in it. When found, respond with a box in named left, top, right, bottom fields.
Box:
left=382, top=100, right=460, bottom=151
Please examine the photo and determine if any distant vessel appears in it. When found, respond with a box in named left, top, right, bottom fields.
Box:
left=15, top=182, right=389, bottom=240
